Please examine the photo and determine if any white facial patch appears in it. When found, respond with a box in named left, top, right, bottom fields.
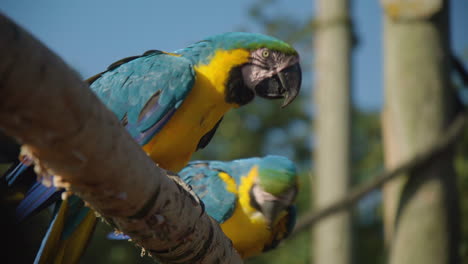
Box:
left=252, top=184, right=297, bottom=206
left=252, top=184, right=279, bottom=204
left=241, top=64, right=275, bottom=90
left=241, top=48, right=300, bottom=90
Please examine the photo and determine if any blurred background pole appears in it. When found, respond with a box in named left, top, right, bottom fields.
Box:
left=312, top=0, right=352, bottom=263
left=381, top=0, right=460, bottom=263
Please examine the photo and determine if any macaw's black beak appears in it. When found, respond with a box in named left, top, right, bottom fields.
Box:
left=254, top=62, right=302, bottom=108
left=260, top=199, right=287, bottom=230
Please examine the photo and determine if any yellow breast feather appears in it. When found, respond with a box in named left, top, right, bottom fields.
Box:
left=143, top=49, right=250, bottom=171
left=220, top=166, right=272, bottom=258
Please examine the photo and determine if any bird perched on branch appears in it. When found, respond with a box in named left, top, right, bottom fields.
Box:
left=179, top=155, right=298, bottom=258
left=110, top=155, right=298, bottom=259
left=2, top=32, right=301, bottom=263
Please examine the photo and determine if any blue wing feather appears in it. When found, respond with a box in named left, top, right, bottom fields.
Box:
left=16, top=182, right=61, bottom=221
left=5, top=163, right=29, bottom=186
left=33, top=202, right=65, bottom=264
left=90, top=52, right=195, bottom=145
left=179, top=162, right=238, bottom=223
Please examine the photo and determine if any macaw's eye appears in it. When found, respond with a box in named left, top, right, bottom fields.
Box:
left=262, top=50, right=270, bottom=58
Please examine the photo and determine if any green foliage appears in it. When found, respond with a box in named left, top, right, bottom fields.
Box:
left=351, top=110, right=385, bottom=264
left=453, top=52, right=468, bottom=263
left=0, top=163, right=10, bottom=175
left=350, top=113, right=386, bottom=264
left=351, top=109, right=384, bottom=184
left=455, top=128, right=468, bottom=263
left=247, top=229, right=310, bottom=264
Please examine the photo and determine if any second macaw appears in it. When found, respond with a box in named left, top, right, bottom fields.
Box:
left=3, top=32, right=301, bottom=263
left=179, top=155, right=298, bottom=258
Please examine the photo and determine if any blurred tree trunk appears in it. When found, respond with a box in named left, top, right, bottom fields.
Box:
left=381, top=0, right=459, bottom=263
left=312, top=0, right=352, bottom=263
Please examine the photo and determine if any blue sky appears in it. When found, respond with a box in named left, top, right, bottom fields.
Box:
left=1, top=0, right=467, bottom=110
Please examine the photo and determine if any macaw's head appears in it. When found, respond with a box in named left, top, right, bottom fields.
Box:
left=193, top=32, right=302, bottom=107
left=250, top=155, right=298, bottom=229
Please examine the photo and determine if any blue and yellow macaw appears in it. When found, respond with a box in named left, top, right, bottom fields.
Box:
left=2, top=32, right=301, bottom=263
left=179, top=155, right=298, bottom=258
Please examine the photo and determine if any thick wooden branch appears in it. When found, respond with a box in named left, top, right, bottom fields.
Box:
left=0, top=13, right=242, bottom=264
left=293, top=110, right=467, bottom=234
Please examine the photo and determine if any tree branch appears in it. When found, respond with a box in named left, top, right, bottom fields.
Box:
left=0, top=13, right=242, bottom=264
left=293, top=110, right=467, bottom=234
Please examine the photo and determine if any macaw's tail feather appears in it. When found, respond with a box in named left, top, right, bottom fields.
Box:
left=34, top=200, right=68, bottom=264
left=3, top=147, right=97, bottom=264
left=52, top=210, right=97, bottom=264
left=16, top=182, right=62, bottom=221
left=34, top=196, right=97, bottom=264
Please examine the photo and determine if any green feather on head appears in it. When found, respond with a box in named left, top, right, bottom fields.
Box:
left=206, top=32, right=298, bottom=55
left=257, top=155, right=297, bottom=196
